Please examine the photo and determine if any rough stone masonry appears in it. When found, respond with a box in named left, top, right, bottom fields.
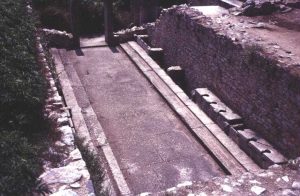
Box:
left=148, top=5, right=300, bottom=158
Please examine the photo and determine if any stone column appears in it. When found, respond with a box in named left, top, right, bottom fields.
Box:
left=104, top=0, right=115, bottom=46
left=70, top=0, right=80, bottom=48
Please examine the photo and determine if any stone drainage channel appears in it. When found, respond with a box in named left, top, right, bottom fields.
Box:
left=36, top=37, right=96, bottom=196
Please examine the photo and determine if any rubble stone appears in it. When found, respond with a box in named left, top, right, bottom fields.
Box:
left=69, top=149, right=82, bottom=161
left=250, top=185, right=266, bottom=195
left=40, top=166, right=82, bottom=184
left=50, top=189, right=78, bottom=196
left=292, top=181, right=300, bottom=190
left=37, top=36, right=95, bottom=196
left=59, top=126, right=74, bottom=146
left=282, top=189, right=297, bottom=196
left=70, top=182, right=81, bottom=189
left=221, top=184, right=233, bottom=192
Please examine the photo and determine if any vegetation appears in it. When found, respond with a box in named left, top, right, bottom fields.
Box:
left=32, top=0, right=187, bottom=35
left=33, top=0, right=106, bottom=35
left=0, top=0, right=48, bottom=195
left=32, top=0, right=136, bottom=34
left=75, top=137, right=107, bottom=196
left=0, top=131, right=49, bottom=195
left=160, top=0, right=186, bottom=8
left=0, top=0, right=187, bottom=194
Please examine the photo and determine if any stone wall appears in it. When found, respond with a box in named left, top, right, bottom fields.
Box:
left=149, top=5, right=300, bottom=157
left=42, top=28, right=73, bottom=48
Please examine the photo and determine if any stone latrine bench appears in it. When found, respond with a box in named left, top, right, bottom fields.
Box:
left=192, top=88, right=243, bottom=132
left=135, top=34, right=164, bottom=64
left=192, top=88, right=287, bottom=169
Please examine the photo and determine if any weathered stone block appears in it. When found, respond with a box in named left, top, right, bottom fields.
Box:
left=263, top=149, right=287, bottom=165
left=246, top=141, right=270, bottom=168
left=249, top=140, right=269, bottom=154
left=218, top=110, right=243, bottom=125
left=202, top=95, right=218, bottom=104
left=135, top=34, right=164, bottom=63
left=253, top=138, right=287, bottom=165
left=215, top=110, right=243, bottom=133
left=208, top=102, right=227, bottom=120
left=192, top=88, right=210, bottom=97
left=191, top=89, right=205, bottom=107
left=238, top=129, right=258, bottom=143
left=191, top=87, right=244, bottom=134
left=230, top=124, right=246, bottom=132
left=210, top=102, right=227, bottom=113
left=247, top=139, right=287, bottom=168
left=228, top=126, right=240, bottom=144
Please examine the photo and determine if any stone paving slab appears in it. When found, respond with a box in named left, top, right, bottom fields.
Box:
left=58, top=44, right=224, bottom=194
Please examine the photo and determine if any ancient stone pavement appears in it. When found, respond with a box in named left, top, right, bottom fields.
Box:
left=55, top=37, right=225, bottom=195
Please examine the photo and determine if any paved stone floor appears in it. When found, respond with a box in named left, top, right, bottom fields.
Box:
left=61, top=38, right=224, bottom=194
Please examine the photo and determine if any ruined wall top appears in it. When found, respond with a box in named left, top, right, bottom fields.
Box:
left=154, top=5, right=300, bottom=78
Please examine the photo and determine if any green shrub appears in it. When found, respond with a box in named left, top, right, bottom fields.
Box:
left=0, top=0, right=48, bottom=195
left=159, top=0, right=187, bottom=8
left=79, top=0, right=105, bottom=34
left=0, top=0, right=46, bottom=136
left=33, top=0, right=105, bottom=35
left=32, top=0, right=188, bottom=35
left=0, top=131, right=44, bottom=195
left=75, top=137, right=106, bottom=196
left=39, top=6, right=71, bottom=32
